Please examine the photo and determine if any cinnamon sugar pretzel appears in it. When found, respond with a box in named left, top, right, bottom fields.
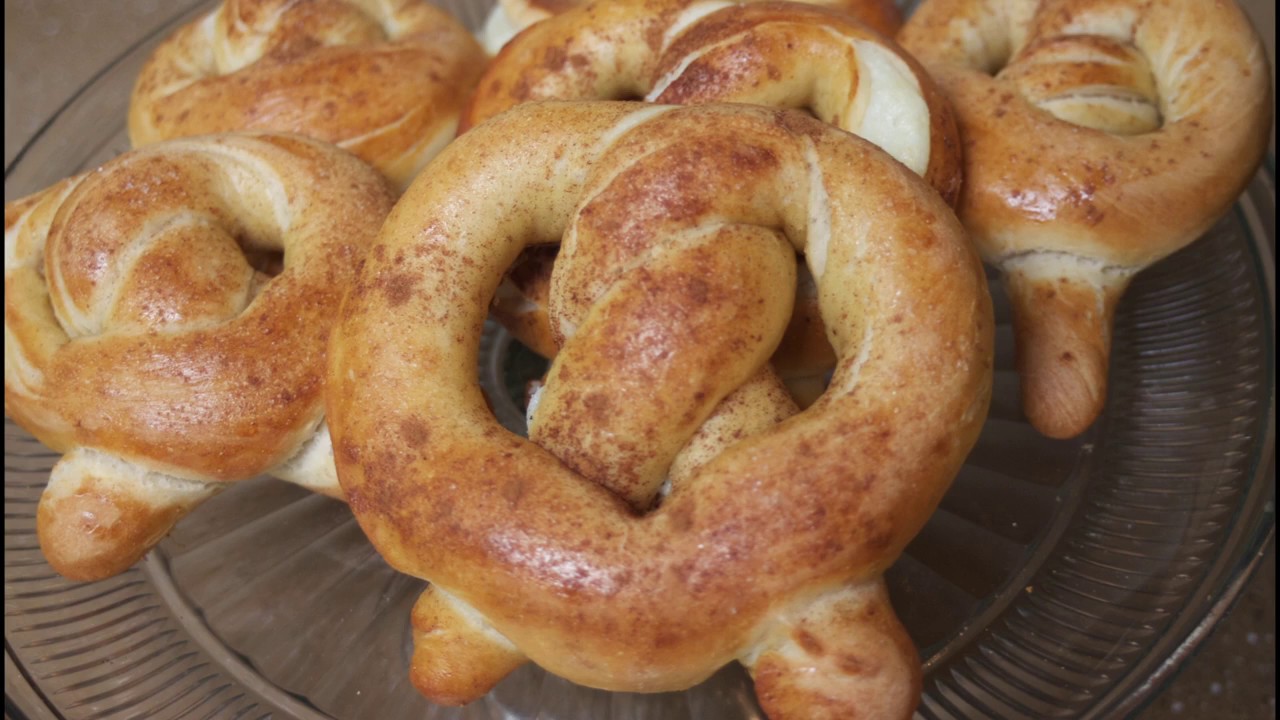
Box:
left=327, top=102, right=993, bottom=719
left=129, top=0, right=485, bottom=191
left=466, top=0, right=963, bottom=392
left=900, top=0, right=1271, bottom=438
left=4, top=133, right=393, bottom=581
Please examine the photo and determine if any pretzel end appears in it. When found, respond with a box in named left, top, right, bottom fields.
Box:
left=410, top=586, right=527, bottom=706
left=742, top=580, right=920, bottom=720
left=1004, top=268, right=1126, bottom=439
left=36, top=449, right=218, bottom=581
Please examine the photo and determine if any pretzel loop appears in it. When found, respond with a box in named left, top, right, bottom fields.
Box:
left=900, top=0, right=1272, bottom=437
left=4, top=133, right=393, bottom=580
left=328, top=102, right=992, bottom=719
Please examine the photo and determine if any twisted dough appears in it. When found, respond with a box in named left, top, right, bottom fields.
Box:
left=468, top=0, right=962, bottom=393
left=328, top=102, right=993, bottom=719
left=129, top=0, right=485, bottom=191
left=4, top=133, right=394, bottom=581
left=900, top=0, right=1271, bottom=438
left=478, top=0, right=903, bottom=54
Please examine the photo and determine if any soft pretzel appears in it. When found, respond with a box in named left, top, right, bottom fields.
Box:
left=900, top=0, right=1271, bottom=438
left=327, top=102, right=992, bottom=719
left=468, top=0, right=962, bottom=395
left=4, top=133, right=394, bottom=581
left=477, top=0, right=903, bottom=54
left=129, top=0, right=485, bottom=191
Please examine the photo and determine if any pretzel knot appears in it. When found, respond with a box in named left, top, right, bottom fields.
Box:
left=900, top=0, right=1272, bottom=438
left=129, top=0, right=485, bottom=191
left=4, top=133, right=393, bottom=581
left=328, top=102, right=993, bottom=719
left=467, top=0, right=963, bottom=397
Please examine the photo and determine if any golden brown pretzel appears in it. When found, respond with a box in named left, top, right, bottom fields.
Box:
left=4, top=133, right=394, bottom=581
left=467, top=0, right=962, bottom=394
left=900, top=0, right=1272, bottom=438
left=327, top=102, right=993, bottom=719
left=129, top=0, right=485, bottom=191
left=477, top=0, right=903, bottom=53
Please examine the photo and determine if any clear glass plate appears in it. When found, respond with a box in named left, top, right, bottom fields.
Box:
left=4, top=2, right=1275, bottom=718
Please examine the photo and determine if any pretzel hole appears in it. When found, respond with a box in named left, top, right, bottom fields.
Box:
left=982, top=52, right=1013, bottom=76
left=772, top=260, right=837, bottom=407
left=789, top=105, right=825, bottom=123
left=968, top=20, right=1015, bottom=75
left=505, top=342, right=551, bottom=426
left=241, top=244, right=285, bottom=278
left=234, top=236, right=286, bottom=309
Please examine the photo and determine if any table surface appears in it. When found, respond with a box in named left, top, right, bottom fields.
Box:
left=3, top=1, right=1275, bottom=718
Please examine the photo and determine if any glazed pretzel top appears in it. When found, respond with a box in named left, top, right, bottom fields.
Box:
left=463, top=0, right=961, bottom=204
left=900, top=0, right=1271, bottom=437
left=477, top=0, right=904, bottom=53
left=5, top=132, right=393, bottom=484
left=129, top=0, right=486, bottom=190
left=328, top=102, right=992, bottom=717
